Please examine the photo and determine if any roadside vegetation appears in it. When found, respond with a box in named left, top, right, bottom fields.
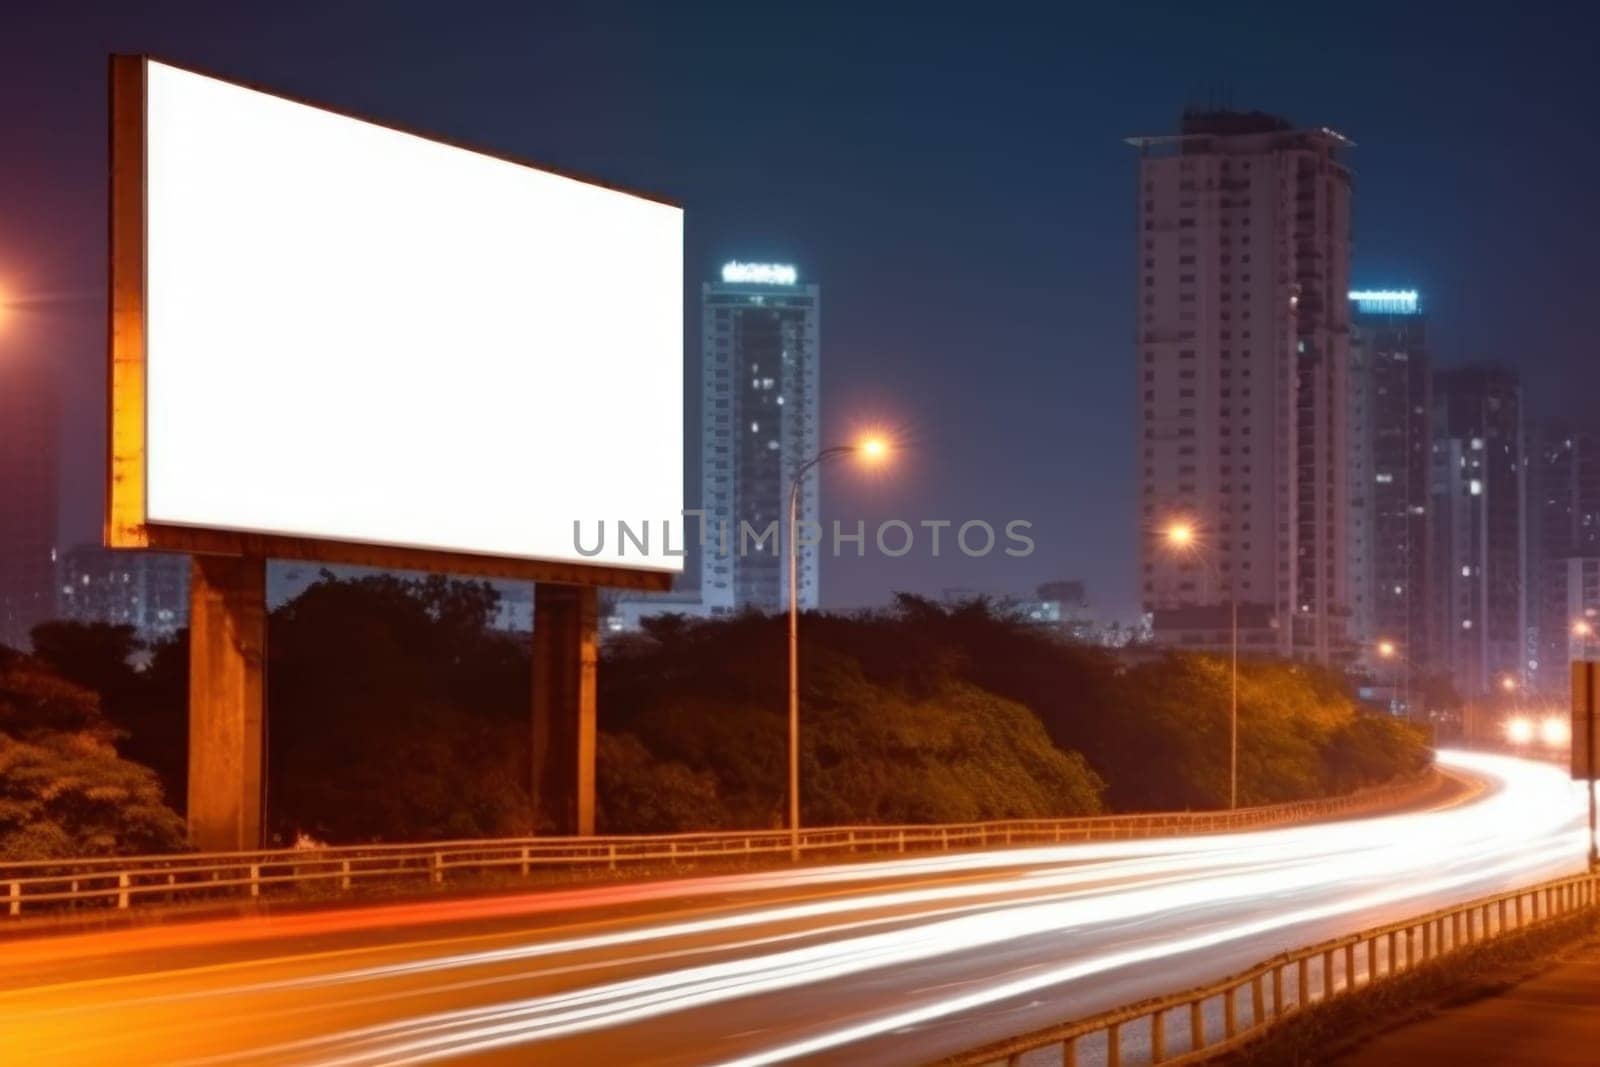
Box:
left=0, top=643, right=185, bottom=860
left=0, top=577, right=1429, bottom=854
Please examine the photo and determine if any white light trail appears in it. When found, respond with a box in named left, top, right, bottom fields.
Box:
left=257, top=752, right=1586, bottom=1066
left=17, top=752, right=1580, bottom=1067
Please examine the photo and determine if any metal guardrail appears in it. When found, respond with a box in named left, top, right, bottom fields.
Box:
left=944, top=870, right=1600, bottom=1067
left=0, top=771, right=1436, bottom=919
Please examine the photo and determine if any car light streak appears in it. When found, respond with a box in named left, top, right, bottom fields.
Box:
left=4, top=752, right=1584, bottom=1067
left=157, top=854, right=1317, bottom=1065
left=176, top=752, right=1579, bottom=1067
left=712, top=837, right=1582, bottom=1067
left=297, top=831, right=1583, bottom=1067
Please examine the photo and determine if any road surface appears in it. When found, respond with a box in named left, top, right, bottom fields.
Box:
left=0, top=751, right=1589, bottom=1066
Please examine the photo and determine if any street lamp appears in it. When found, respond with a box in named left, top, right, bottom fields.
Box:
left=1575, top=619, right=1596, bottom=660
left=1376, top=639, right=1412, bottom=718
left=787, top=435, right=889, bottom=860
left=1163, top=518, right=1239, bottom=810
left=1506, top=715, right=1535, bottom=746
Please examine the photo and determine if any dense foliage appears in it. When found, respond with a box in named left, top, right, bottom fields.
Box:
left=0, top=645, right=186, bottom=860
left=602, top=597, right=1430, bottom=827
left=599, top=612, right=1105, bottom=829
left=266, top=574, right=532, bottom=842
left=8, top=581, right=1429, bottom=851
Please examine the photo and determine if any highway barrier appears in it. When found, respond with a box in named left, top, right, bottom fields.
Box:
left=943, top=869, right=1600, bottom=1066
left=0, top=770, right=1439, bottom=920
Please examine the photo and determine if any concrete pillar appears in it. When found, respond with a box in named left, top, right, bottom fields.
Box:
left=187, top=555, right=266, bottom=852
left=531, top=583, right=598, bottom=835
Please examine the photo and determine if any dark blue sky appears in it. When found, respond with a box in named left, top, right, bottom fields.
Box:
left=2, top=2, right=1595, bottom=619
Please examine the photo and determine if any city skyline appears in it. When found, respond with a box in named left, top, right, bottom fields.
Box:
left=1, top=5, right=1597, bottom=627
left=4, top=9, right=1600, bottom=1060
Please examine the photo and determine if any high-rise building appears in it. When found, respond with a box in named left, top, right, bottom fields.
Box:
left=55, top=545, right=189, bottom=642
left=1430, top=367, right=1525, bottom=696
left=1527, top=418, right=1600, bottom=692
left=1129, top=110, right=1354, bottom=663
left=1347, top=290, right=1431, bottom=678
left=0, top=355, right=58, bottom=650
left=700, top=262, right=820, bottom=614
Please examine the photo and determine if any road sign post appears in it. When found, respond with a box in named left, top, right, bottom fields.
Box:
left=1573, top=661, right=1598, bottom=869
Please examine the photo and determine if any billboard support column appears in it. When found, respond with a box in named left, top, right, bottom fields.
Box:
left=532, top=583, right=598, bottom=835
left=188, top=554, right=267, bottom=852
left=1576, top=661, right=1598, bottom=870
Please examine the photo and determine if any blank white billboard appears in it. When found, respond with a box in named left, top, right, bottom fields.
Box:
left=141, top=60, right=683, bottom=572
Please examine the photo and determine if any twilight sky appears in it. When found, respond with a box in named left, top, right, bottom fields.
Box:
left=1, top=2, right=1596, bottom=621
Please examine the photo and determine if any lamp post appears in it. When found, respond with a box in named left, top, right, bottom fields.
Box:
left=787, top=436, right=887, bottom=861
left=1376, top=639, right=1411, bottom=719
left=1164, top=519, right=1239, bottom=810
left=1575, top=618, right=1596, bottom=661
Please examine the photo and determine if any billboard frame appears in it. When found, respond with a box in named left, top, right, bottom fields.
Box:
left=106, top=54, right=676, bottom=592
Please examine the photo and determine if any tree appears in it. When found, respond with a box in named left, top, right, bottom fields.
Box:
left=28, top=621, right=143, bottom=703
left=14, top=579, right=1429, bottom=846
left=0, top=656, right=185, bottom=859
left=598, top=609, right=1106, bottom=829
left=596, top=732, right=722, bottom=833
left=799, top=663, right=1104, bottom=824
left=29, top=619, right=187, bottom=806
left=265, top=573, right=531, bottom=842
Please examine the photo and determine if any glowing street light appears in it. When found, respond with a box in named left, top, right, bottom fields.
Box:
left=787, top=434, right=891, bottom=859
left=1500, top=674, right=1518, bottom=694
left=1165, top=520, right=1195, bottom=549
left=1374, top=639, right=1412, bottom=718
left=1541, top=716, right=1571, bottom=748
left=1163, top=517, right=1239, bottom=810
left=1575, top=619, right=1597, bottom=662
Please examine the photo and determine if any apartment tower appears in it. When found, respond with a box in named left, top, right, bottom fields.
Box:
left=1347, top=289, right=1431, bottom=678
left=1430, top=367, right=1525, bottom=696
left=1130, top=110, right=1354, bottom=662
left=700, top=262, right=821, bottom=614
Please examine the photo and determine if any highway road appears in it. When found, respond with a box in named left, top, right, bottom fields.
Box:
left=0, top=750, right=1589, bottom=1066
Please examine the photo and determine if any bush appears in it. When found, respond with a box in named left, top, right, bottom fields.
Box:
left=0, top=656, right=185, bottom=860
left=0, top=730, right=186, bottom=860
left=13, top=583, right=1431, bottom=846
left=599, top=613, right=1106, bottom=830
left=265, top=573, right=531, bottom=843
left=596, top=732, right=722, bottom=833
